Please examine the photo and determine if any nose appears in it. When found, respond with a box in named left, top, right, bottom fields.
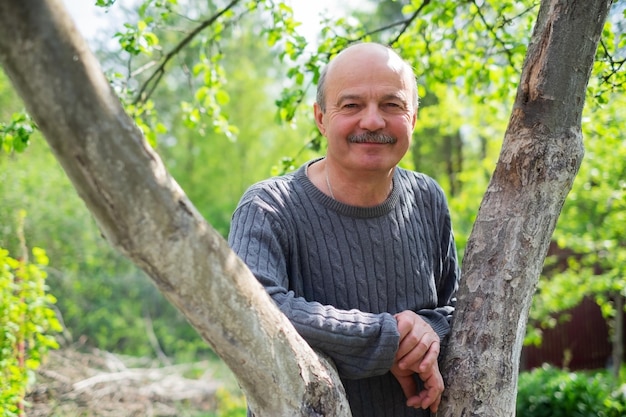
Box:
left=359, top=104, right=385, bottom=131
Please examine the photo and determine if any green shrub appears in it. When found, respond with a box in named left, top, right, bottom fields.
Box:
left=517, top=364, right=626, bottom=417
left=0, top=239, right=61, bottom=416
left=213, top=388, right=247, bottom=417
left=195, top=387, right=247, bottom=417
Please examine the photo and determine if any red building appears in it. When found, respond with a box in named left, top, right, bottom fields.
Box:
left=520, top=296, right=625, bottom=371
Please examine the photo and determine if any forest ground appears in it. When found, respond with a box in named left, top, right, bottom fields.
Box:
left=24, top=346, right=240, bottom=417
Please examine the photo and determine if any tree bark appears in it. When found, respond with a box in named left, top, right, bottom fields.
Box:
left=0, top=0, right=351, bottom=416
left=439, top=1, right=612, bottom=415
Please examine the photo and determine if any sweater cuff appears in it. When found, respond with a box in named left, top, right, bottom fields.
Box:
left=417, top=309, right=451, bottom=343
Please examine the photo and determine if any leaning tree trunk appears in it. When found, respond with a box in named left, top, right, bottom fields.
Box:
left=439, top=1, right=612, bottom=416
left=0, top=0, right=351, bottom=416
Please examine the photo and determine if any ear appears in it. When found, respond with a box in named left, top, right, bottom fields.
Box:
left=313, top=102, right=326, bottom=136
left=411, top=108, right=418, bottom=129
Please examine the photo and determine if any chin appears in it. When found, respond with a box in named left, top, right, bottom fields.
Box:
left=354, top=157, right=399, bottom=172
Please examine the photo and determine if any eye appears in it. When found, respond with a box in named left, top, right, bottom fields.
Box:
left=383, top=102, right=404, bottom=111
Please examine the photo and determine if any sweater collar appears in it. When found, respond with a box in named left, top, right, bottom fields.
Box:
left=297, top=158, right=400, bottom=219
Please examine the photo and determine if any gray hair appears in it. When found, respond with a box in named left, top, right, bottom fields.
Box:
left=316, top=65, right=330, bottom=113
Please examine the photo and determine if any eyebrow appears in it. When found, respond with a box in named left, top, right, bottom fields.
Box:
left=380, top=93, right=408, bottom=105
left=336, top=94, right=361, bottom=106
left=336, top=93, right=408, bottom=106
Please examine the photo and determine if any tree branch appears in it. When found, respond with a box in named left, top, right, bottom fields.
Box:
left=470, top=0, right=515, bottom=67
left=388, top=0, right=432, bottom=46
left=599, top=38, right=626, bottom=89
left=132, top=0, right=242, bottom=105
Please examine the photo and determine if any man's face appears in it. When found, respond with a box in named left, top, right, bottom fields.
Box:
left=314, top=45, right=417, bottom=173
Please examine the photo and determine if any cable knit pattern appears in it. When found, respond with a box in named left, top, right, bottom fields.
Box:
left=228, top=158, right=460, bottom=417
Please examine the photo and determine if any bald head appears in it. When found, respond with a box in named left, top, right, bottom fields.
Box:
left=316, top=43, right=419, bottom=113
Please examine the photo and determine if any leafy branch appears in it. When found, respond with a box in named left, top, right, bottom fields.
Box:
left=598, top=38, right=626, bottom=90
left=0, top=112, right=35, bottom=153
left=388, top=0, right=432, bottom=47
left=132, top=0, right=242, bottom=105
left=470, top=0, right=516, bottom=66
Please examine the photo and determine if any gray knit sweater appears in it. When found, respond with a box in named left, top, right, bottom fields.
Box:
left=228, top=159, right=460, bottom=417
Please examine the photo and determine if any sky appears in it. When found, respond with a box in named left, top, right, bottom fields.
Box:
left=60, top=0, right=364, bottom=45
left=61, top=0, right=108, bottom=40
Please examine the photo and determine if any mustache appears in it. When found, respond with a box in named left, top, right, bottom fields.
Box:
left=348, top=132, right=397, bottom=144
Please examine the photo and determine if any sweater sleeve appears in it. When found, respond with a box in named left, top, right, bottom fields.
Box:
left=228, top=192, right=400, bottom=380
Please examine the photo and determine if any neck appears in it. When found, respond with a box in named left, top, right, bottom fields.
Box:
left=323, top=159, right=394, bottom=206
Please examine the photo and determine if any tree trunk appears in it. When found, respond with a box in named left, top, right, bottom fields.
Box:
left=439, top=1, right=612, bottom=415
left=0, top=1, right=350, bottom=416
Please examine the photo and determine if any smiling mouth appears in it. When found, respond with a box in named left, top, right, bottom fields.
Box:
left=348, top=132, right=397, bottom=144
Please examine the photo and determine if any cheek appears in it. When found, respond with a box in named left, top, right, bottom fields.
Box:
left=392, top=119, right=414, bottom=140
left=326, top=115, right=354, bottom=136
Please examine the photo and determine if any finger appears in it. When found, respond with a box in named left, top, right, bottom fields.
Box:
left=392, top=361, right=429, bottom=407
left=407, top=387, right=441, bottom=411
left=430, top=395, right=442, bottom=413
left=393, top=372, right=418, bottom=401
left=398, top=338, right=439, bottom=370
left=396, top=327, right=435, bottom=359
left=406, top=393, right=425, bottom=409
left=413, top=368, right=444, bottom=411
left=417, top=341, right=440, bottom=372
left=396, top=337, right=426, bottom=365
left=404, top=386, right=441, bottom=410
left=395, top=314, right=414, bottom=341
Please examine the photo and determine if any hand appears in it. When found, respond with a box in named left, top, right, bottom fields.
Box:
left=394, top=311, right=440, bottom=373
left=391, top=310, right=444, bottom=412
left=391, top=358, right=444, bottom=412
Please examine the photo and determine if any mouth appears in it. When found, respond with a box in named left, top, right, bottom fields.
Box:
left=348, top=132, right=397, bottom=144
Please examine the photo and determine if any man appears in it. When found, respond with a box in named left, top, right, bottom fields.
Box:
left=228, top=42, right=460, bottom=416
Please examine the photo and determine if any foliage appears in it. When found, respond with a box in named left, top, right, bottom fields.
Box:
left=527, top=91, right=626, bottom=346
left=0, top=112, right=35, bottom=154
left=102, top=0, right=308, bottom=150
left=0, top=131, right=214, bottom=361
left=0, top=0, right=320, bottom=361
left=0, top=213, right=61, bottom=417
left=207, top=388, right=247, bottom=417
left=0, top=68, right=36, bottom=154
left=154, top=23, right=317, bottom=236
left=516, top=365, right=626, bottom=417
left=591, top=4, right=626, bottom=102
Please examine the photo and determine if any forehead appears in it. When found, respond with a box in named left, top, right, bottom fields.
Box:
left=325, top=46, right=414, bottom=103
